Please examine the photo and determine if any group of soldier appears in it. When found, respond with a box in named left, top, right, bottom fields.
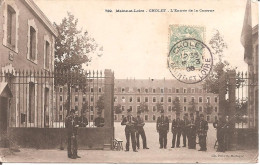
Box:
left=156, top=110, right=208, bottom=151
left=121, top=109, right=150, bottom=152
left=65, top=109, right=105, bottom=159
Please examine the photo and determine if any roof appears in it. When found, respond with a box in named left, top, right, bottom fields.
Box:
left=22, top=0, right=58, bottom=37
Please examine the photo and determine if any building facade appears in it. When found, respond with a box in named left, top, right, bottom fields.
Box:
left=113, top=79, right=219, bottom=123
left=0, top=0, right=57, bottom=128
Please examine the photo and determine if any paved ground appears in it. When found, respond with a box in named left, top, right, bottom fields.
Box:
left=0, top=122, right=258, bottom=163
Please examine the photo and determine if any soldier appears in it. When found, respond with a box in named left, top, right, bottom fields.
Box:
left=188, top=116, right=196, bottom=149
left=198, top=114, right=208, bottom=151
left=121, top=109, right=138, bottom=152
left=156, top=110, right=169, bottom=149
left=216, top=115, right=226, bottom=152
left=77, top=110, right=88, bottom=127
left=171, top=115, right=182, bottom=148
left=65, top=109, right=80, bottom=159
left=135, top=110, right=149, bottom=149
left=181, top=113, right=190, bottom=147
left=94, top=111, right=105, bottom=127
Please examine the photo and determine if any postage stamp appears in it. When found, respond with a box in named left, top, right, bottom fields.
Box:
left=167, top=25, right=213, bottom=84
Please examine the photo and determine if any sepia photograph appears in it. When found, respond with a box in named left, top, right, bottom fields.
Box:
left=0, top=0, right=259, bottom=163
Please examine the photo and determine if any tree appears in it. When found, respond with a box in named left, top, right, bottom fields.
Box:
left=172, top=97, right=181, bottom=114
left=204, top=102, right=213, bottom=115
left=96, top=95, right=104, bottom=114
left=82, top=102, right=89, bottom=113
left=156, top=102, right=164, bottom=112
left=188, top=100, right=197, bottom=114
left=138, top=102, right=149, bottom=113
left=54, top=12, right=102, bottom=115
left=114, top=104, right=123, bottom=114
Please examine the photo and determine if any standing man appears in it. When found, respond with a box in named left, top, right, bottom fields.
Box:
left=94, top=111, right=105, bottom=127
left=156, top=110, right=169, bottom=149
left=198, top=114, right=208, bottom=151
left=171, top=115, right=182, bottom=148
left=77, top=110, right=88, bottom=127
left=181, top=113, right=190, bottom=147
left=121, top=109, right=138, bottom=152
left=188, top=116, right=197, bottom=149
left=215, top=115, right=226, bottom=152
left=65, top=109, right=80, bottom=159
left=135, top=110, right=149, bottom=149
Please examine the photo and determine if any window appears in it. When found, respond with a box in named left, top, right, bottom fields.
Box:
left=75, top=96, right=78, bottom=102
left=145, top=115, right=148, bottom=121
left=153, top=89, right=156, bottom=93
left=145, top=88, right=148, bottom=93
left=59, top=105, right=63, bottom=111
left=129, top=96, right=133, bottom=103
left=184, top=97, right=187, bottom=103
left=183, top=106, right=187, bottom=112
left=114, top=96, right=117, bottom=102
left=91, top=115, right=94, bottom=121
left=168, top=97, right=172, bottom=103
left=136, top=97, right=140, bottom=103
left=138, top=88, right=141, bottom=93
left=160, top=97, right=164, bottom=103
left=176, top=97, right=180, bottom=102
left=75, top=87, right=78, bottom=92
left=28, top=82, right=35, bottom=123
left=90, top=106, right=94, bottom=111
left=191, top=97, right=195, bottom=102
left=153, top=115, right=156, bottom=121
left=153, top=106, right=156, bottom=112
left=183, top=88, right=187, bottom=93
left=153, top=97, right=156, bottom=103
left=83, top=96, right=86, bottom=102
left=59, top=87, right=63, bottom=93
left=122, top=88, right=125, bottom=93
left=168, top=89, right=172, bottom=93
left=215, top=107, right=218, bottom=112
left=129, top=106, right=132, bottom=111
left=75, top=106, right=78, bottom=111
left=207, top=97, right=210, bottom=103
left=168, top=106, right=172, bottom=112
left=99, top=87, right=102, bottom=93
left=199, top=106, right=203, bottom=112
left=6, top=5, right=17, bottom=50
left=60, top=96, right=63, bottom=102
left=122, top=96, right=125, bottom=103
left=161, top=88, right=164, bottom=93
left=44, top=40, right=50, bottom=69
left=176, top=88, right=179, bottom=93
left=121, top=115, right=124, bottom=120
left=145, top=97, right=148, bottom=103
left=59, top=115, right=63, bottom=121
left=191, top=88, right=195, bottom=93
left=199, top=97, right=203, bottom=103
left=91, top=96, right=94, bottom=102
left=29, top=26, right=36, bottom=61
left=137, top=106, right=140, bottom=111
left=122, top=106, right=125, bottom=111
left=215, top=97, right=218, bottom=103
left=91, top=88, right=94, bottom=93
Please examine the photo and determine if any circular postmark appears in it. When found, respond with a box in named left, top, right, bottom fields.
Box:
left=167, top=38, right=213, bottom=84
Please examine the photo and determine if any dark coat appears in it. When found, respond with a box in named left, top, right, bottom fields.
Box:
left=171, top=118, right=182, bottom=132
left=198, top=120, right=208, bottom=136
left=156, top=116, right=169, bottom=132
left=121, top=115, right=137, bottom=131
left=65, top=115, right=78, bottom=136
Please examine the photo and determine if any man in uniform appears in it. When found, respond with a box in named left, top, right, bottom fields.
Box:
left=171, top=114, right=182, bottom=148
left=77, top=110, right=88, bottom=127
left=94, top=111, right=105, bottom=127
left=121, top=109, right=138, bottom=152
left=65, top=109, right=80, bottom=159
left=156, top=110, right=169, bottom=149
left=198, top=114, right=208, bottom=151
left=188, top=116, right=196, bottom=149
left=135, top=110, right=149, bottom=149
left=181, top=113, right=190, bottom=147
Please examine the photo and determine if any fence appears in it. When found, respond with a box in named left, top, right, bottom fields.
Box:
left=0, top=69, right=115, bottom=149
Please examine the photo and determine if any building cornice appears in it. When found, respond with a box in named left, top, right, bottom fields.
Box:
left=21, top=0, right=58, bottom=37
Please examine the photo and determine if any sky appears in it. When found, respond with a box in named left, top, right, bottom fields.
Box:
left=34, top=0, right=259, bottom=79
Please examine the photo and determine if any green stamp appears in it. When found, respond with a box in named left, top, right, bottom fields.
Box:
left=167, top=25, right=212, bottom=84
